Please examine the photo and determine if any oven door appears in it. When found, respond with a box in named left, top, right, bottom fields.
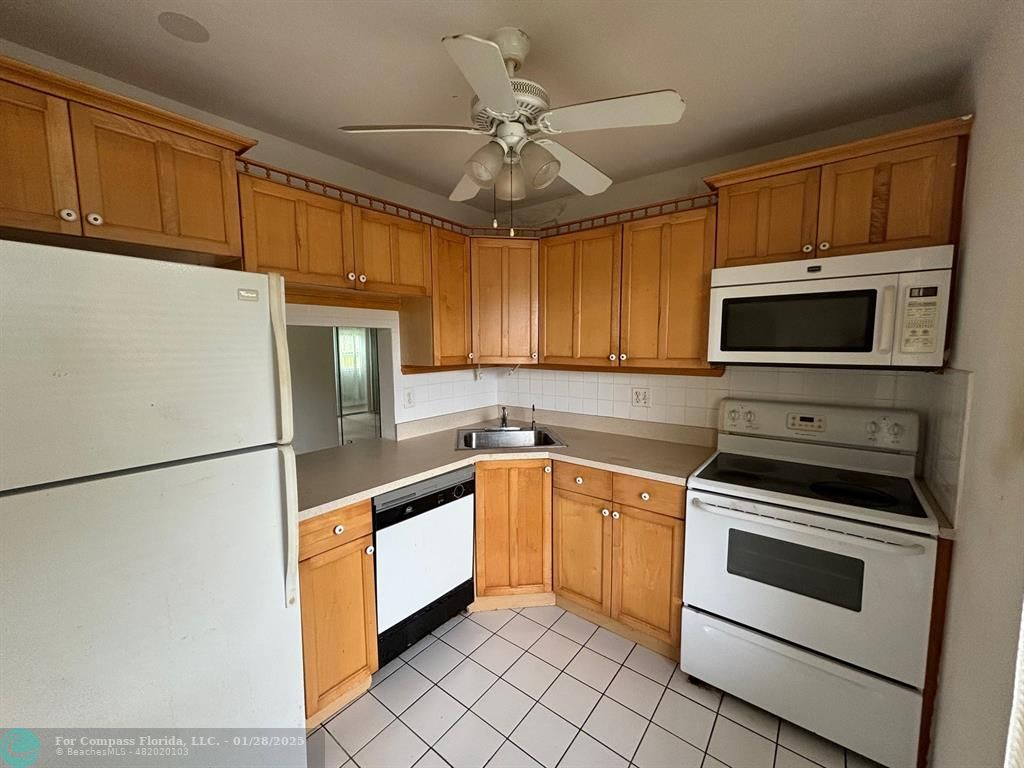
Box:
left=707, top=273, right=899, bottom=366
left=683, top=490, right=936, bottom=687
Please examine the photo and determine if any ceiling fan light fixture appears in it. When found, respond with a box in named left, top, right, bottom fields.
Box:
left=495, top=163, right=526, bottom=201
left=519, top=141, right=560, bottom=189
left=464, top=141, right=506, bottom=186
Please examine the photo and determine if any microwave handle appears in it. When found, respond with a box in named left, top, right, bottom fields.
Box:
left=877, top=285, right=897, bottom=354
left=690, top=497, right=927, bottom=555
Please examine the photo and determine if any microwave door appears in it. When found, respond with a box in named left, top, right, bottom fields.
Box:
left=708, top=273, right=898, bottom=366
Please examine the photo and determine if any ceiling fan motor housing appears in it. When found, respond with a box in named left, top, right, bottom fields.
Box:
left=470, top=79, right=550, bottom=131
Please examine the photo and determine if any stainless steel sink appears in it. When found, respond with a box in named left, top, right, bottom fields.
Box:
left=456, top=426, right=566, bottom=450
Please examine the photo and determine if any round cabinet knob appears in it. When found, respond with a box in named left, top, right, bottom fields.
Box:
left=801, top=244, right=814, bottom=253
left=575, top=476, right=584, bottom=485
left=59, top=208, right=78, bottom=222
left=544, top=466, right=552, bottom=473
left=531, top=352, right=538, bottom=359
left=611, top=511, right=621, bottom=519
left=865, top=421, right=879, bottom=435
left=601, top=509, right=610, bottom=517
left=333, top=524, right=345, bottom=536
left=365, top=545, right=375, bottom=555
left=347, top=272, right=356, bottom=281
left=619, top=353, right=627, bottom=361
left=640, top=492, right=650, bottom=502
left=609, top=354, right=617, bottom=361
left=358, top=274, right=368, bottom=283
left=86, top=213, right=104, bottom=226
left=818, top=242, right=831, bottom=251
left=468, top=352, right=475, bottom=360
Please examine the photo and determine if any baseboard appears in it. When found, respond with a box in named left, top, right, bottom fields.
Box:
left=555, top=594, right=680, bottom=661
left=469, top=592, right=556, bottom=612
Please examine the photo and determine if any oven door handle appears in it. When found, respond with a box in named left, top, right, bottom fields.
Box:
left=690, top=498, right=928, bottom=555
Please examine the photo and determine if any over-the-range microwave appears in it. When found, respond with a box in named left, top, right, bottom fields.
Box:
left=707, top=245, right=953, bottom=368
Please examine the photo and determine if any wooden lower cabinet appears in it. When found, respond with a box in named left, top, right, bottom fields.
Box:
left=611, top=504, right=684, bottom=646
left=475, top=459, right=552, bottom=596
left=298, top=522, right=377, bottom=723
left=553, top=489, right=611, bottom=614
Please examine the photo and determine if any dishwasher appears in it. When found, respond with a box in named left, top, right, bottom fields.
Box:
left=373, top=466, right=475, bottom=665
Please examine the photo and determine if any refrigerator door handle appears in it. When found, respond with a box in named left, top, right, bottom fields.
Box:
left=268, top=273, right=294, bottom=445
left=279, top=445, right=299, bottom=608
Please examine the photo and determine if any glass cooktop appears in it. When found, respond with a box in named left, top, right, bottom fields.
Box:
left=696, top=452, right=927, bottom=518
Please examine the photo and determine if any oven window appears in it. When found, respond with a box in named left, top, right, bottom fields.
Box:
left=727, top=529, right=864, bottom=611
left=721, top=290, right=876, bottom=352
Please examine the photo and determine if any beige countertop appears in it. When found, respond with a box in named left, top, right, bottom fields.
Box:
left=297, top=420, right=715, bottom=520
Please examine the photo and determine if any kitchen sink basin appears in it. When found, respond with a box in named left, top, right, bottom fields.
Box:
left=456, top=426, right=566, bottom=450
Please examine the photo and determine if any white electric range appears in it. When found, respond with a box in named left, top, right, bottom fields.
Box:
left=682, top=399, right=939, bottom=768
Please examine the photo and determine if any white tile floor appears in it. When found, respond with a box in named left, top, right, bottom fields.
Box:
left=307, top=605, right=885, bottom=768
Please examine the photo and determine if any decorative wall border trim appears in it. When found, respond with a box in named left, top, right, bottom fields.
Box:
left=237, top=158, right=716, bottom=239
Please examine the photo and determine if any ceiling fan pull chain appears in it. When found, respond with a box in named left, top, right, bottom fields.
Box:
left=492, top=184, right=498, bottom=229
left=509, top=170, right=515, bottom=237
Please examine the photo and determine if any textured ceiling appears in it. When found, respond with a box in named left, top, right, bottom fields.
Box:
left=0, top=0, right=998, bottom=209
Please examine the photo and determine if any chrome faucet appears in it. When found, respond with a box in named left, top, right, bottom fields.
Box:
left=500, top=406, right=509, bottom=428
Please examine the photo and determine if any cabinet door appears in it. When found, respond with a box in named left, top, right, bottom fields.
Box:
left=431, top=228, right=473, bottom=365
left=620, top=208, right=716, bottom=368
left=475, top=460, right=552, bottom=596
left=0, top=80, right=80, bottom=234
left=352, top=208, right=431, bottom=294
left=70, top=103, right=241, bottom=257
left=715, top=168, right=820, bottom=267
left=817, top=139, right=959, bottom=256
left=299, top=533, right=378, bottom=718
left=611, top=505, right=683, bottom=646
left=471, top=238, right=539, bottom=364
left=553, top=488, right=611, bottom=614
left=239, top=175, right=355, bottom=287
left=540, top=226, right=622, bottom=366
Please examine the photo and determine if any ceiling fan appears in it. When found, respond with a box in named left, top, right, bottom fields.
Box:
left=340, top=27, right=686, bottom=202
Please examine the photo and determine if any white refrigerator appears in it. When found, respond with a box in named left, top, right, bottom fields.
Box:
left=0, top=241, right=305, bottom=732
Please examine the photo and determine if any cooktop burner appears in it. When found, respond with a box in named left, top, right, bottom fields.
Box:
left=696, top=453, right=927, bottom=518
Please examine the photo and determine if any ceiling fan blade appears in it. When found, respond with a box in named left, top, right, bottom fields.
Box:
left=340, top=124, right=486, bottom=135
left=449, top=175, right=480, bottom=201
left=535, top=140, right=612, bottom=196
left=442, top=34, right=518, bottom=114
left=539, top=90, right=685, bottom=134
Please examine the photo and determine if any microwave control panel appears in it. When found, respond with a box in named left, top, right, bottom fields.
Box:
left=900, top=286, right=941, bottom=354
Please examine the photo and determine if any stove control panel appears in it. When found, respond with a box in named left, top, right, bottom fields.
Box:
left=721, top=399, right=919, bottom=452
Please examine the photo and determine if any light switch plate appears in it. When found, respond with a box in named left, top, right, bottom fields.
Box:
left=631, top=387, right=650, bottom=408
left=403, top=389, right=415, bottom=409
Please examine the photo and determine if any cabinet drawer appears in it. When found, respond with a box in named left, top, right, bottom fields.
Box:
left=553, top=462, right=613, bottom=499
left=300, top=499, right=372, bottom=560
left=613, top=473, right=684, bottom=519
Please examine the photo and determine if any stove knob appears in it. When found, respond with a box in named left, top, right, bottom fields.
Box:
left=728, top=409, right=740, bottom=422
left=865, top=421, right=879, bottom=435
left=888, top=423, right=904, bottom=438
left=744, top=410, right=755, bottom=423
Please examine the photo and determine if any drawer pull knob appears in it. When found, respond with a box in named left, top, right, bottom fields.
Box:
left=601, top=508, right=610, bottom=517
left=640, top=492, right=650, bottom=502
left=59, top=208, right=78, bottom=222
left=801, top=244, right=814, bottom=253
left=333, top=524, right=345, bottom=536
left=818, top=242, right=831, bottom=251
left=575, top=476, right=584, bottom=485
left=544, top=465, right=552, bottom=473
left=619, top=353, right=627, bottom=361
left=359, top=274, right=368, bottom=283
left=609, top=354, right=616, bottom=361
left=347, top=272, right=356, bottom=281
left=86, top=212, right=104, bottom=226
left=612, top=511, right=621, bottom=519
left=365, top=545, right=375, bottom=555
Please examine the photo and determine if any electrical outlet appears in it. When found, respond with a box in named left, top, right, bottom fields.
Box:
left=631, top=387, right=650, bottom=408
left=403, top=389, right=415, bottom=409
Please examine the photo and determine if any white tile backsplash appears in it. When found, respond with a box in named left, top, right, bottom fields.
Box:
left=396, top=368, right=499, bottom=424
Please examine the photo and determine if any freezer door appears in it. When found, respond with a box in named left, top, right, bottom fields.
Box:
left=0, top=241, right=291, bottom=491
left=0, top=447, right=305, bottom=728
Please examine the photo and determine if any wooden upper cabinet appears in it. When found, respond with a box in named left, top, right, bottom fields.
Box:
left=816, top=138, right=959, bottom=256
left=471, top=238, right=539, bottom=364
left=553, top=488, right=611, bottom=615
left=69, top=103, right=242, bottom=257
left=540, top=225, right=622, bottom=366
left=0, top=81, right=81, bottom=234
left=430, top=228, right=472, bottom=365
left=299, top=532, right=378, bottom=719
left=239, top=175, right=355, bottom=287
left=715, top=168, right=820, bottom=268
left=610, top=504, right=684, bottom=647
left=351, top=208, right=431, bottom=294
left=620, top=208, right=716, bottom=369
left=475, top=459, right=552, bottom=596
